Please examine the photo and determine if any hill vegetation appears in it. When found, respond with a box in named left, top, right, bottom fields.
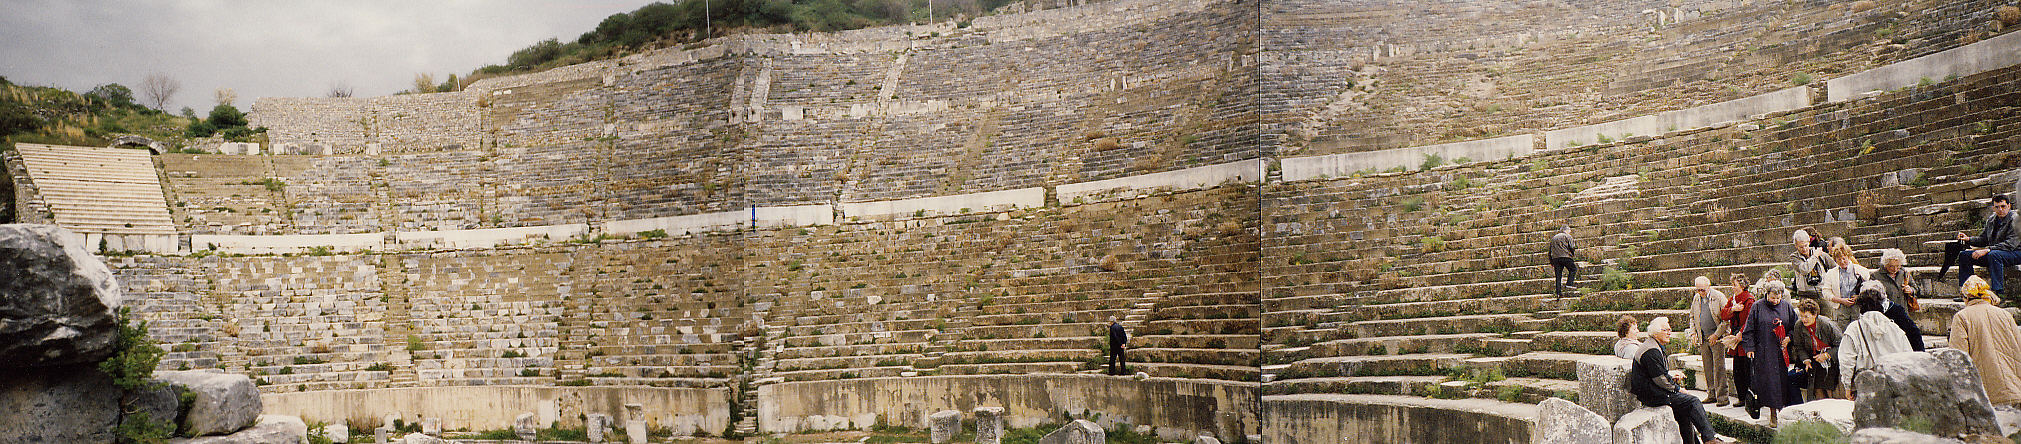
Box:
left=462, top=0, right=1023, bottom=83
left=0, top=76, right=194, bottom=152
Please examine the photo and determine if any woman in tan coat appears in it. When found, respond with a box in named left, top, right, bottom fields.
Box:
left=1948, top=276, right=2021, bottom=406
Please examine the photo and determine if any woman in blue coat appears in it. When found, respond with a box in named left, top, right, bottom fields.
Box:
left=1738, top=277, right=1800, bottom=426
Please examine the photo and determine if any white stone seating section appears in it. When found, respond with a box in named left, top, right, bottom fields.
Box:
left=13, top=143, right=175, bottom=235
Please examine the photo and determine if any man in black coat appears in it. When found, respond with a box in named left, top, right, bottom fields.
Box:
left=1108, top=317, right=1129, bottom=375
left=1951, top=194, right=2021, bottom=295
left=1629, top=317, right=1723, bottom=444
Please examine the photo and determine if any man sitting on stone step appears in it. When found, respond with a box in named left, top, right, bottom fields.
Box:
left=1629, top=317, right=1725, bottom=444
left=1953, top=194, right=2020, bottom=298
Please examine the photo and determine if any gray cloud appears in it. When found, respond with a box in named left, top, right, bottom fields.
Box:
left=0, top=0, right=660, bottom=112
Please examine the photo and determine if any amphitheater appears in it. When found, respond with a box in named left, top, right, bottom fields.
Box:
left=6, top=0, right=2021, bottom=441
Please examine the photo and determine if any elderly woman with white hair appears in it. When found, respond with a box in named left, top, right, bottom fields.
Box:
left=1791, top=228, right=1834, bottom=296
left=1738, top=276, right=1800, bottom=424
left=1839, top=281, right=1914, bottom=398
left=1869, top=248, right=1927, bottom=351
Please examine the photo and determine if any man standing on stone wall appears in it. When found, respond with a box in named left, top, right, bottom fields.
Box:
left=1107, top=317, right=1128, bottom=375
left=1550, top=226, right=1577, bottom=298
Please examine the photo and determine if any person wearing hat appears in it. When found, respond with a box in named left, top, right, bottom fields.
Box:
left=1738, top=276, right=1799, bottom=424
left=1949, top=276, right=2021, bottom=406
left=1628, top=316, right=1724, bottom=444
left=1869, top=248, right=1926, bottom=351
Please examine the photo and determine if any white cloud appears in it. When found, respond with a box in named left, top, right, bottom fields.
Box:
left=0, top=0, right=661, bottom=112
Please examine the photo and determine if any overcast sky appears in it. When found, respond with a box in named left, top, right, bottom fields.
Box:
left=0, top=0, right=660, bottom=113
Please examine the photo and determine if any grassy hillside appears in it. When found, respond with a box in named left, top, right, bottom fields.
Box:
left=0, top=76, right=194, bottom=152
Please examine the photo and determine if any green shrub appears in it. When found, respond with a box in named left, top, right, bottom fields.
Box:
left=1599, top=266, right=1634, bottom=291
left=184, top=120, right=217, bottom=138
left=100, top=308, right=163, bottom=392
left=1420, top=153, right=1446, bottom=170
left=638, top=229, right=668, bottom=239
left=1771, top=420, right=1845, bottom=444
left=406, top=334, right=426, bottom=351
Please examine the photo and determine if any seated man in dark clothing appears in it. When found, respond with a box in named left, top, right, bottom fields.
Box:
left=1629, top=317, right=1724, bottom=444
left=1950, top=194, right=2021, bottom=295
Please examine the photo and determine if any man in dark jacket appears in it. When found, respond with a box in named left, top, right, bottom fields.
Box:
left=1107, top=317, right=1128, bottom=375
left=1955, top=195, right=2021, bottom=295
left=1550, top=226, right=1577, bottom=298
left=1629, top=317, right=1722, bottom=444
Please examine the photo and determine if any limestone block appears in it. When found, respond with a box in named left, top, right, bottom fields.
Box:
left=0, top=224, right=124, bottom=367
left=156, top=370, right=263, bottom=436
left=515, top=412, right=538, bottom=441
left=1577, top=356, right=1638, bottom=422
left=1196, top=437, right=1220, bottom=444
left=0, top=364, right=120, bottom=443
left=587, top=413, right=611, bottom=443
left=1847, top=428, right=1966, bottom=444
left=929, top=409, right=961, bottom=443
left=167, top=415, right=308, bottom=444
left=1782, top=399, right=1855, bottom=435
left=1039, top=420, right=1104, bottom=444
left=625, top=403, right=647, bottom=444
left=322, top=423, right=348, bottom=444
left=1610, top=406, right=1677, bottom=444
left=126, top=379, right=189, bottom=434
left=1853, top=349, right=2000, bottom=438
left=974, top=407, right=1005, bottom=444
left=420, top=417, right=440, bottom=436
left=375, top=426, right=389, bottom=444
left=1538, top=397, right=1610, bottom=444
left=399, top=432, right=450, bottom=444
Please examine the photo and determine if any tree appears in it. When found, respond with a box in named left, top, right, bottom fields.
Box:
left=327, top=82, right=354, bottom=98
left=140, top=73, right=179, bottom=110
left=213, top=88, right=236, bottom=107
left=411, top=73, right=436, bottom=94
left=87, top=83, right=136, bottom=109
left=207, top=104, right=246, bottom=129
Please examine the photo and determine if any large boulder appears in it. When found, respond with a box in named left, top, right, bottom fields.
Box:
left=0, top=364, right=121, bottom=443
left=124, top=380, right=190, bottom=435
left=1782, top=399, right=1856, bottom=435
left=168, top=415, right=308, bottom=444
left=156, top=371, right=262, bottom=436
left=1853, top=349, right=2001, bottom=438
left=1610, top=406, right=1677, bottom=444
left=1039, top=420, right=1104, bottom=444
left=1538, top=397, right=1610, bottom=444
left=1577, top=356, right=1638, bottom=422
left=1847, top=427, right=1966, bottom=444
left=0, top=224, right=124, bottom=367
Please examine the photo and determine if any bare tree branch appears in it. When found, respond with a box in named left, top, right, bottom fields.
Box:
left=327, top=82, right=355, bottom=98
left=140, top=73, right=180, bottom=110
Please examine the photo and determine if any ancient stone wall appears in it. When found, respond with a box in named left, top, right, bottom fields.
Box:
left=1257, top=0, right=2013, bottom=157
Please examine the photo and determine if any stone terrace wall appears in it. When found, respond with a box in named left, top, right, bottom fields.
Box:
left=234, top=0, right=1257, bottom=233
left=249, top=92, right=483, bottom=155
left=1258, top=0, right=2014, bottom=157
left=745, top=184, right=1261, bottom=383
left=106, top=234, right=754, bottom=393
